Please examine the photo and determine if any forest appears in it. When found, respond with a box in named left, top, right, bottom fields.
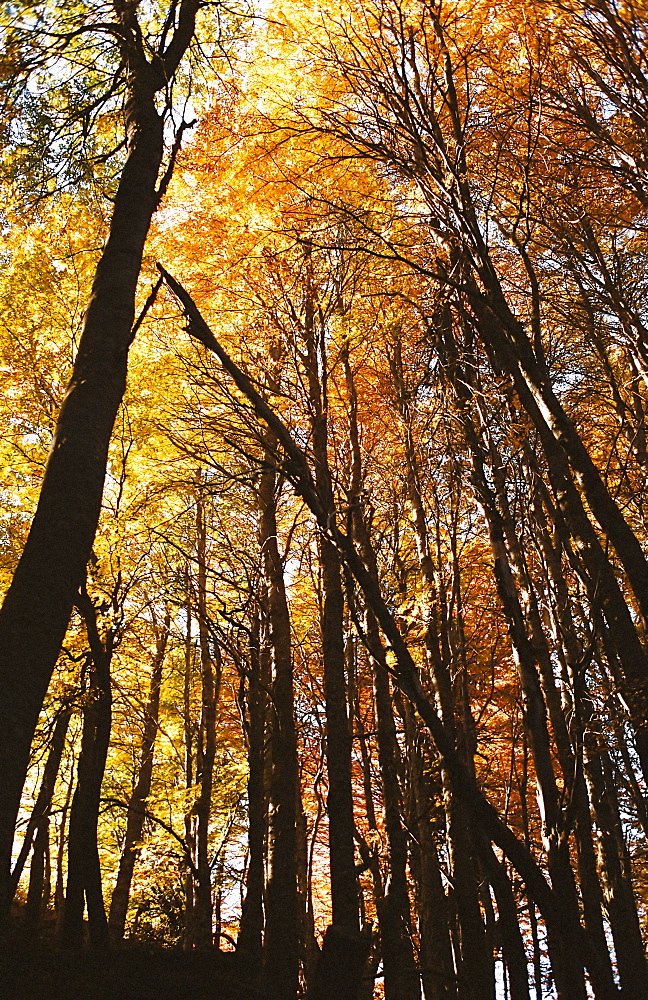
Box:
left=1, top=1, right=648, bottom=999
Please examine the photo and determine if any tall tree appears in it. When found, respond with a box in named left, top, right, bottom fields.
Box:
left=0, top=0, right=208, bottom=910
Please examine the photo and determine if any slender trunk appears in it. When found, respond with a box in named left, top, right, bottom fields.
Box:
left=479, top=844, right=529, bottom=1000
left=108, top=610, right=169, bottom=939
left=400, top=697, right=456, bottom=1000
left=183, top=571, right=196, bottom=949
left=258, top=450, right=299, bottom=1000
left=584, top=734, right=647, bottom=999
left=61, top=590, right=113, bottom=950
left=55, top=765, right=74, bottom=935
left=344, top=343, right=420, bottom=1000
left=296, top=789, right=320, bottom=988
left=10, top=703, right=72, bottom=903
left=193, top=492, right=219, bottom=949
left=236, top=609, right=267, bottom=965
left=297, top=250, right=364, bottom=1000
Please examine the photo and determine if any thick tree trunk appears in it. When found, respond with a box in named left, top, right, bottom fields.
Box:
left=108, top=610, right=169, bottom=939
left=61, top=591, right=113, bottom=950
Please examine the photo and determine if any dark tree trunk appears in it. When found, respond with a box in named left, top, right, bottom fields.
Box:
left=61, top=590, right=113, bottom=951
left=584, top=735, right=647, bottom=1000
left=193, top=492, right=219, bottom=949
left=258, top=449, right=300, bottom=1000
left=108, top=610, right=169, bottom=939
left=400, top=699, right=456, bottom=1000
left=236, top=609, right=267, bottom=965
left=10, top=703, right=72, bottom=907
left=0, top=2, right=201, bottom=912
left=344, top=344, right=420, bottom=1000
left=297, top=250, right=365, bottom=1000
left=182, top=568, right=196, bottom=949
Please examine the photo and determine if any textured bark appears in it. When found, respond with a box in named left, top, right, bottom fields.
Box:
left=108, top=610, right=169, bottom=939
left=0, top=1, right=201, bottom=911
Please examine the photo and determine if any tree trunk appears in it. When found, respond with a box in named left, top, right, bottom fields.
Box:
left=236, top=608, right=267, bottom=965
left=61, top=590, right=113, bottom=950
left=183, top=567, right=196, bottom=949
left=584, top=734, right=647, bottom=999
left=344, top=343, right=420, bottom=1000
left=400, top=698, right=457, bottom=1000
left=108, top=609, right=169, bottom=939
left=257, top=449, right=300, bottom=1000
left=9, top=702, right=72, bottom=906
left=297, top=250, right=365, bottom=1000
left=193, top=491, right=219, bottom=949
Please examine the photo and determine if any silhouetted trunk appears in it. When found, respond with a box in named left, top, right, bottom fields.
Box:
left=297, top=250, right=364, bottom=1000
left=258, top=450, right=299, bottom=1000
left=183, top=569, right=196, bottom=948
left=0, top=2, right=201, bottom=910
left=480, top=843, right=529, bottom=1000
left=54, top=769, right=74, bottom=934
left=400, top=698, right=456, bottom=1000
left=193, top=493, right=220, bottom=949
left=584, top=733, right=647, bottom=999
left=61, top=590, right=113, bottom=950
left=108, top=610, right=169, bottom=939
left=344, top=343, right=420, bottom=1000
left=10, top=703, right=72, bottom=907
left=236, top=609, right=267, bottom=965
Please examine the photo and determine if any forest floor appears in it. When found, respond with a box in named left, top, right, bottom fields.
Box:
left=0, top=938, right=262, bottom=1000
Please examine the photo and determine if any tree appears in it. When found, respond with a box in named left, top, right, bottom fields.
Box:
left=0, top=0, right=213, bottom=912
